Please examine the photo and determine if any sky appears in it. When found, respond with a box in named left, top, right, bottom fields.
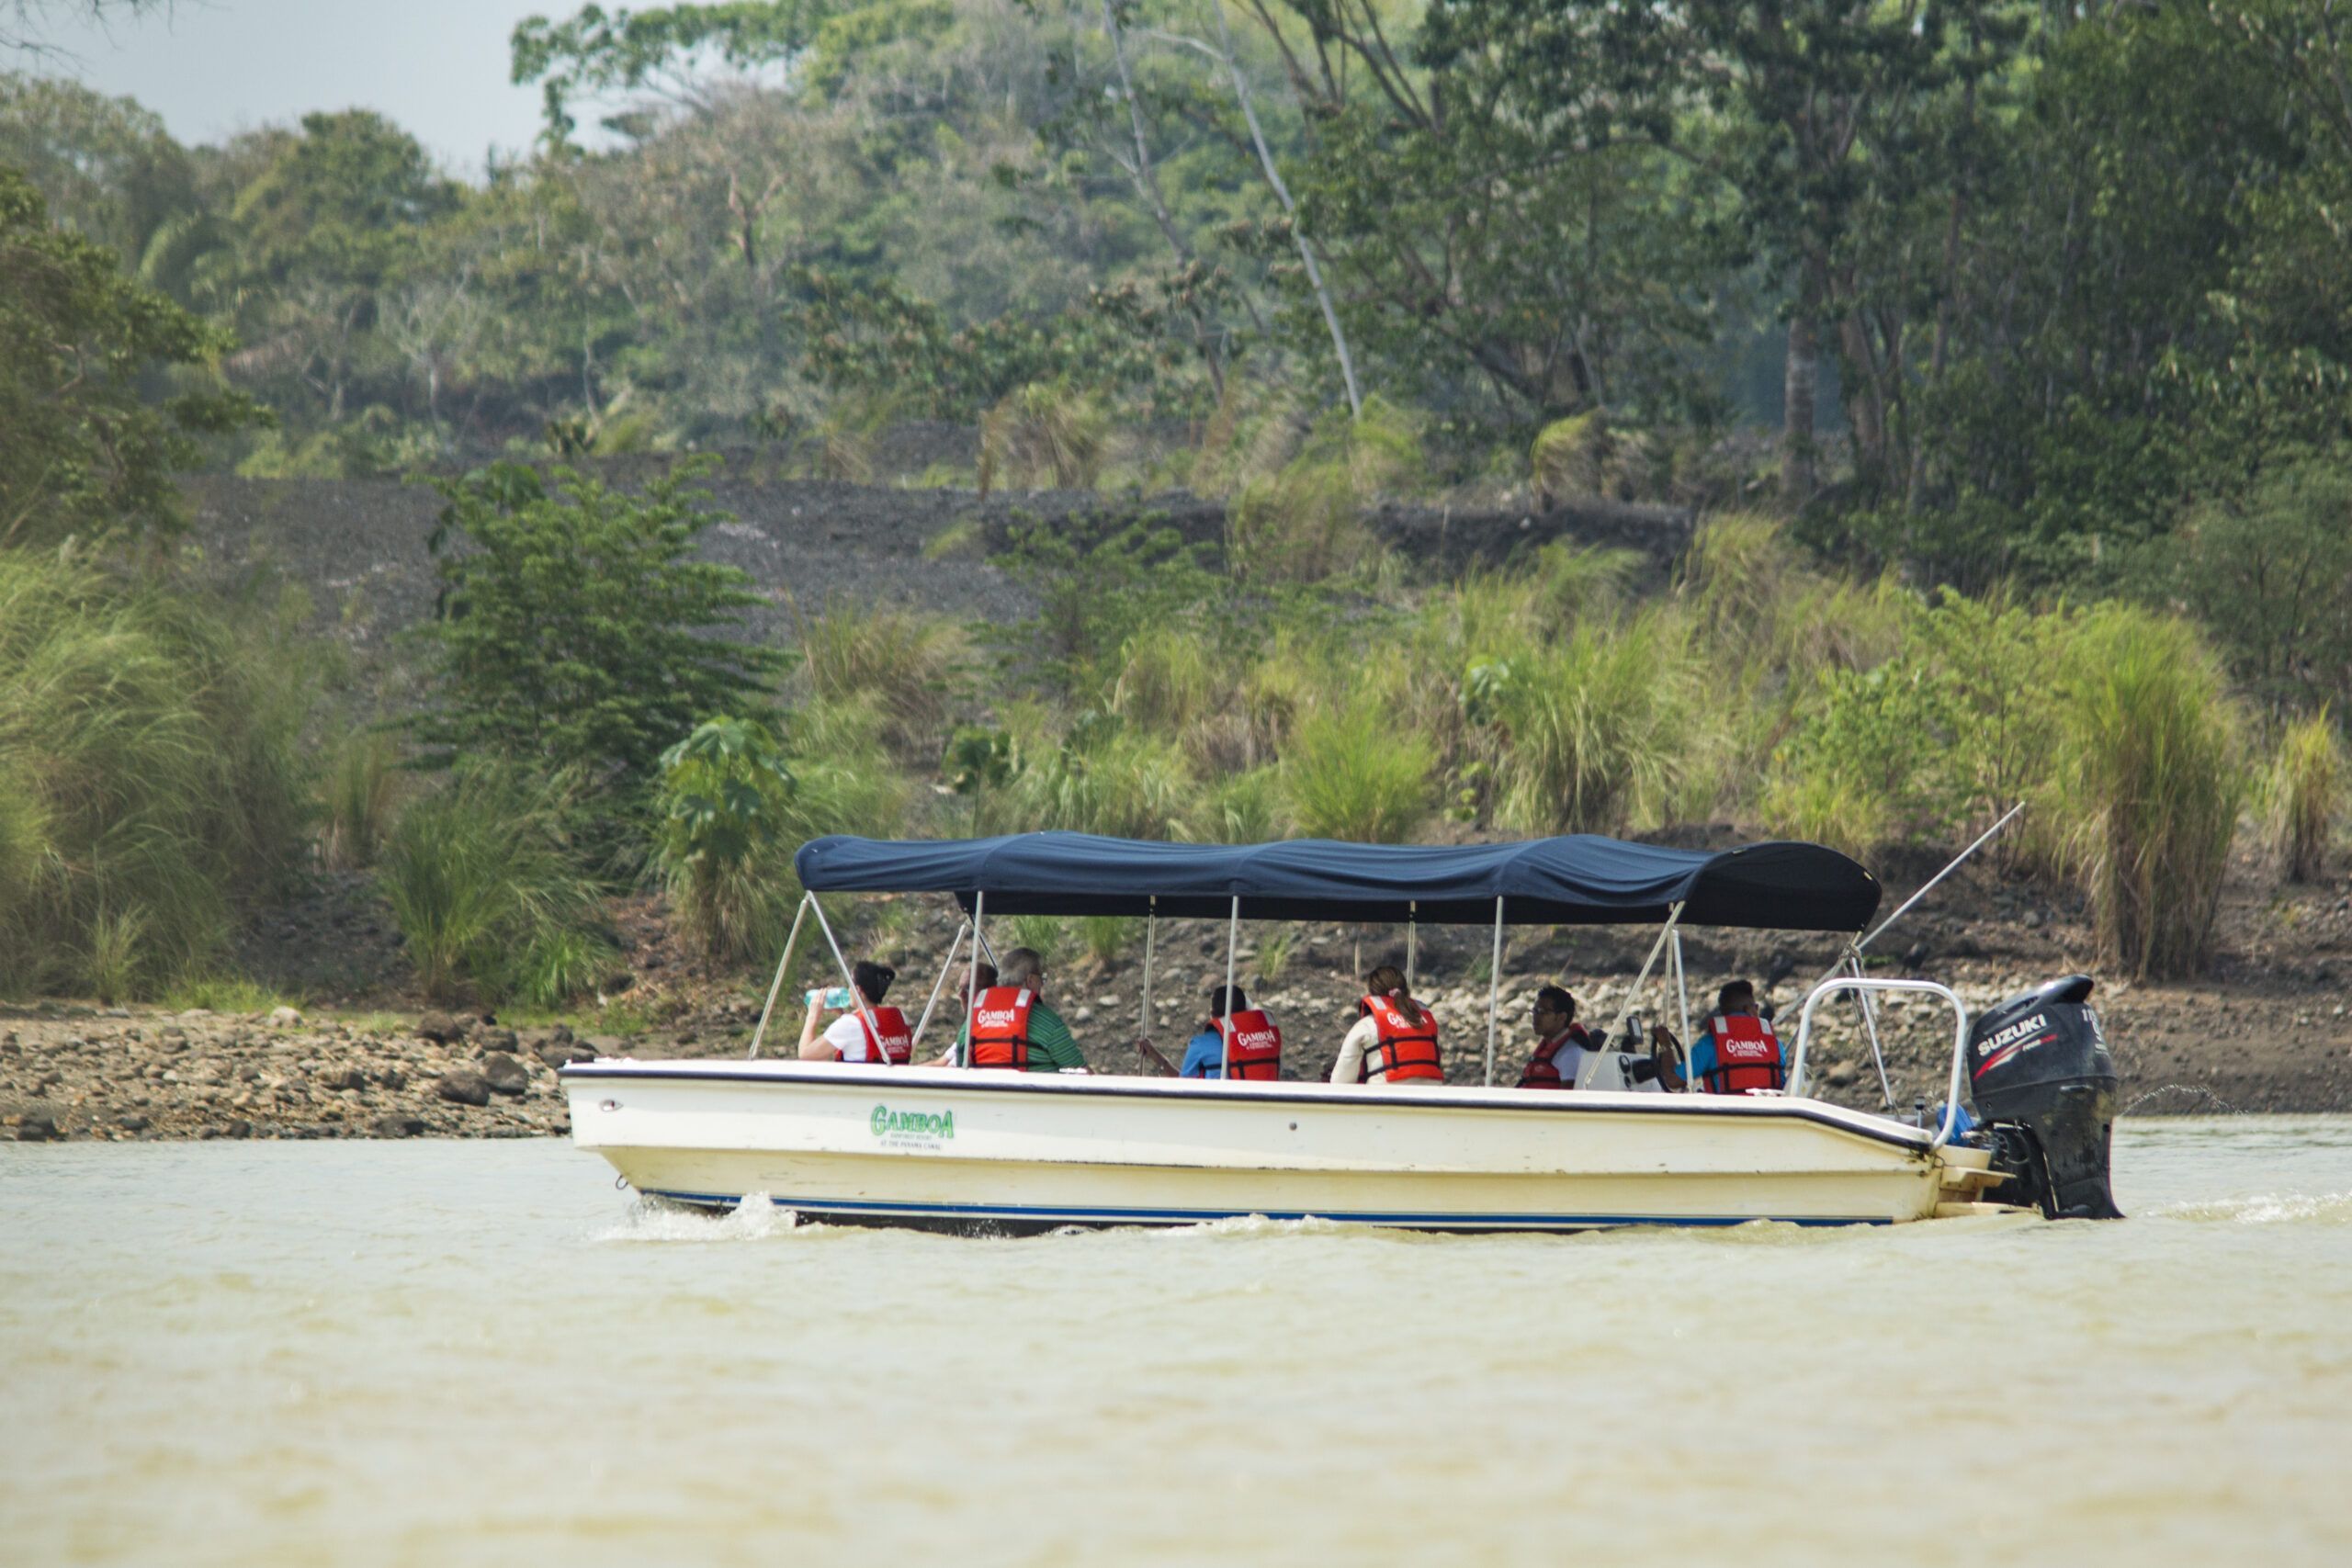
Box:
left=26, top=0, right=563, bottom=175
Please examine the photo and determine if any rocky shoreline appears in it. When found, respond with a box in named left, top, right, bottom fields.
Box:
left=0, top=1006, right=602, bottom=1144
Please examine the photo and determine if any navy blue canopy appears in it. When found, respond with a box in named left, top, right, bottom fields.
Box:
left=794, top=832, right=1880, bottom=932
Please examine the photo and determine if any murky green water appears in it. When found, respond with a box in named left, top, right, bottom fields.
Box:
left=4, top=1118, right=2348, bottom=1566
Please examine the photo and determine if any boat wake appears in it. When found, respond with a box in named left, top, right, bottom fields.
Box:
left=592, top=1191, right=826, bottom=1244
left=2148, top=1190, right=2352, bottom=1225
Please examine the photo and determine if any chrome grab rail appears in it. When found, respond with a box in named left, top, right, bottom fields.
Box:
left=1790, top=976, right=1972, bottom=1149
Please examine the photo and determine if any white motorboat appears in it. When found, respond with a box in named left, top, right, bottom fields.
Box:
left=564, top=831, right=2120, bottom=1232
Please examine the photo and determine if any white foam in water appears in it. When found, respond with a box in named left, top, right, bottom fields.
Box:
left=593, top=1190, right=817, bottom=1243
left=2149, top=1190, right=2352, bottom=1225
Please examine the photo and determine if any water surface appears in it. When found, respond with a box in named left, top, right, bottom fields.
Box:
left=5, top=1119, right=2348, bottom=1566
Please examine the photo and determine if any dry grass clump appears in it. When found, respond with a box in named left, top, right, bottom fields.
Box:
left=2266, top=711, right=2344, bottom=883
left=790, top=596, right=966, bottom=758
left=979, top=381, right=1106, bottom=494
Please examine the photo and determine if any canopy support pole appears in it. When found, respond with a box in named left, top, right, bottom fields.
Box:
left=910, top=919, right=967, bottom=1054
left=1406, top=903, right=1418, bottom=993
left=1220, top=895, right=1240, bottom=1078
left=1139, top=897, right=1157, bottom=1041
left=962, top=890, right=986, bottom=1068
left=1670, top=927, right=1694, bottom=1093
left=807, top=893, right=884, bottom=1051
left=747, top=892, right=812, bottom=1058
left=1484, top=896, right=1505, bottom=1087
left=1607, top=901, right=1685, bottom=1045
left=1847, top=943, right=1897, bottom=1111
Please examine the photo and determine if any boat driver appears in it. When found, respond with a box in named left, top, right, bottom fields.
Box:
left=1648, top=979, right=1788, bottom=1094
left=1329, top=964, right=1445, bottom=1085
left=797, top=960, right=911, bottom=1065
left=962, top=947, right=1089, bottom=1072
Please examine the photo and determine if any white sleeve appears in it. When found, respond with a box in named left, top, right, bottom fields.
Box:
left=1329, top=1016, right=1378, bottom=1084
left=821, top=1014, right=867, bottom=1061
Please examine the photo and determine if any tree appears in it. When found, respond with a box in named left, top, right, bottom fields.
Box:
left=0, top=165, right=262, bottom=546
left=416, top=457, right=785, bottom=787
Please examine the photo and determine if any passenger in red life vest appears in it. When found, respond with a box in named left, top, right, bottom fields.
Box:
left=1515, top=986, right=1600, bottom=1089
left=1329, top=964, right=1444, bottom=1085
left=1648, top=979, right=1787, bottom=1094
left=961, top=947, right=1088, bottom=1073
left=1139, top=985, right=1283, bottom=1079
left=797, top=959, right=912, bottom=1065
left=922, top=961, right=996, bottom=1066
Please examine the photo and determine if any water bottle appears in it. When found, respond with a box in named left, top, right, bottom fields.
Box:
left=806, top=987, right=853, bottom=1010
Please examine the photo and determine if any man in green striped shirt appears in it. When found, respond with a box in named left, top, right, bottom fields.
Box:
left=954, top=946, right=1088, bottom=1072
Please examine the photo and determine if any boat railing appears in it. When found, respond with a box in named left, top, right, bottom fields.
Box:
left=1788, top=976, right=1972, bottom=1149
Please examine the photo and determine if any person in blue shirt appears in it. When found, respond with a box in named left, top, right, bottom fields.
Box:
left=1136, top=985, right=1262, bottom=1078
left=1649, top=978, right=1787, bottom=1093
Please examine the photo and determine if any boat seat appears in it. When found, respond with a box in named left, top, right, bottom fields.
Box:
left=1577, top=1051, right=1665, bottom=1093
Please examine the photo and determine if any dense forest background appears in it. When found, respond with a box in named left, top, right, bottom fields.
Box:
left=4, top=0, right=2350, bottom=1007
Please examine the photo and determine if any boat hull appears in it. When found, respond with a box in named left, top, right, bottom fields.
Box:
left=564, top=1061, right=2002, bottom=1232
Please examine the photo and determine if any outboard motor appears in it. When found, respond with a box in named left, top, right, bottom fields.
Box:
left=1967, top=976, right=2121, bottom=1219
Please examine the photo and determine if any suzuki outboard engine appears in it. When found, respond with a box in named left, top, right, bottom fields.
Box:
left=1967, top=976, right=2121, bottom=1219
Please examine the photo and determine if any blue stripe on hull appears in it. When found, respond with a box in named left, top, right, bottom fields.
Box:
left=639, top=1190, right=1892, bottom=1231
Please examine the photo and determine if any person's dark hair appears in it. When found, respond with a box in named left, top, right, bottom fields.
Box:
left=967, top=960, right=999, bottom=996
left=1362, top=964, right=1430, bottom=1024
left=1206, top=983, right=1249, bottom=1017
left=853, top=960, right=897, bottom=1003
left=1000, top=946, right=1045, bottom=987
left=1534, top=985, right=1576, bottom=1021
left=1716, top=979, right=1756, bottom=1013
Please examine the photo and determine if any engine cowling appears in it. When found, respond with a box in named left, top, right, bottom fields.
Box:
left=1967, top=975, right=2122, bottom=1220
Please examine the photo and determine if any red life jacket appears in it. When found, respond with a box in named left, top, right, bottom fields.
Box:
left=1213, top=1009, right=1283, bottom=1081
left=1361, top=994, right=1444, bottom=1083
left=1518, top=1023, right=1597, bottom=1089
left=1700, top=1013, right=1785, bottom=1094
left=968, top=987, right=1035, bottom=1070
left=847, top=1004, right=911, bottom=1066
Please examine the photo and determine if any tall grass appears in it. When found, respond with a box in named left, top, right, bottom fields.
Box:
left=1483, top=612, right=1701, bottom=834
left=0, top=550, right=314, bottom=998
left=321, top=730, right=399, bottom=871
left=978, top=381, right=1107, bottom=493
left=2267, top=711, right=2344, bottom=883
left=2059, top=606, right=2246, bottom=979
left=1226, top=397, right=1420, bottom=583
left=379, top=765, right=614, bottom=1005
left=1005, top=913, right=1068, bottom=964
left=1075, top=915, right=1136, bottom=969
left=1010, top=728, right=1196, bottom=840
left=791, top=598, right=965, bottom=758
left=1284, top=701, right=1433, bottom=842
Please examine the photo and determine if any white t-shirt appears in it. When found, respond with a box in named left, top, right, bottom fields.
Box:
left=821, top=1013, right=879, bottom=1062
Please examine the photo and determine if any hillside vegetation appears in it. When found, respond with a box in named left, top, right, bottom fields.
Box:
left=0, top=0, right=2346, bottom=1010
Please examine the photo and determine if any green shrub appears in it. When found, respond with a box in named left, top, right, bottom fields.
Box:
left=652, top=716, right=801, bottom=964
left=2267, top=711, right=2344, bottom=883
left=1530, top=410, right=1610, bottom=502
left=1226, top=397, right=1421, bottom=583
left=1762, top=662, right=1962, bottom=857
left=1285, top=701, right=1432, bottom=842
left=1204, top=767, right=1287, bottom=842
left=1010, top=723, right=1197, bottom=840
left=1111, top=622, right=1221, bottom=738
left=1005, top=913, right=1067, bottom=964
left=321, top=729, right=399, bottom=871
left=1479, top=613, right=1699, bottom=835
left=378, top=765, right=613, bottom=1005
left=0, top=551, right=314, bottom=998
left=792, top=597, right=965, bottom=757
left=414, top=457, right=782, bottom=788
left=1075, top=915, right=1136, bottom=969
left=2058, top=606, right=2247, bottom=979
left=979, top=380, right=1107, bottom=493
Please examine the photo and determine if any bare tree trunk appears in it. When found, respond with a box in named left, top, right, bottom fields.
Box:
left=1208, top=1, right=1362, bottom=418
left=1781, top=309, right=1817, bottom=504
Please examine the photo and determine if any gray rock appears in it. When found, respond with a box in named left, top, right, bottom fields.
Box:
left=379, top=1067, right=406, bottom=1090
left=535, top=1040, right=595, bottom=1069
left=319, top=1067, right=369, bottom=1092
left=15, top=1112, right=58, bottom=1142
left=369, top=1112, right=426, bottom=1138
left=480, top=1052, right=530, bottom=1096
left=267, top=1006, right=304, bottom=1028
left=434, top=1070, right=491, bottom=1107
left=223, top=1119, right=254, bottom=1139
left=416, top=1010, right=468, bottom=1044
left=583, top=1035, right=625, bottom=1057
left=473, top=1026, right=520, bottom=1055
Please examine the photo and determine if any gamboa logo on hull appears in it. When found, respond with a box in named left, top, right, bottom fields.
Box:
left=871, top=1103, right=955, bottom=1145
